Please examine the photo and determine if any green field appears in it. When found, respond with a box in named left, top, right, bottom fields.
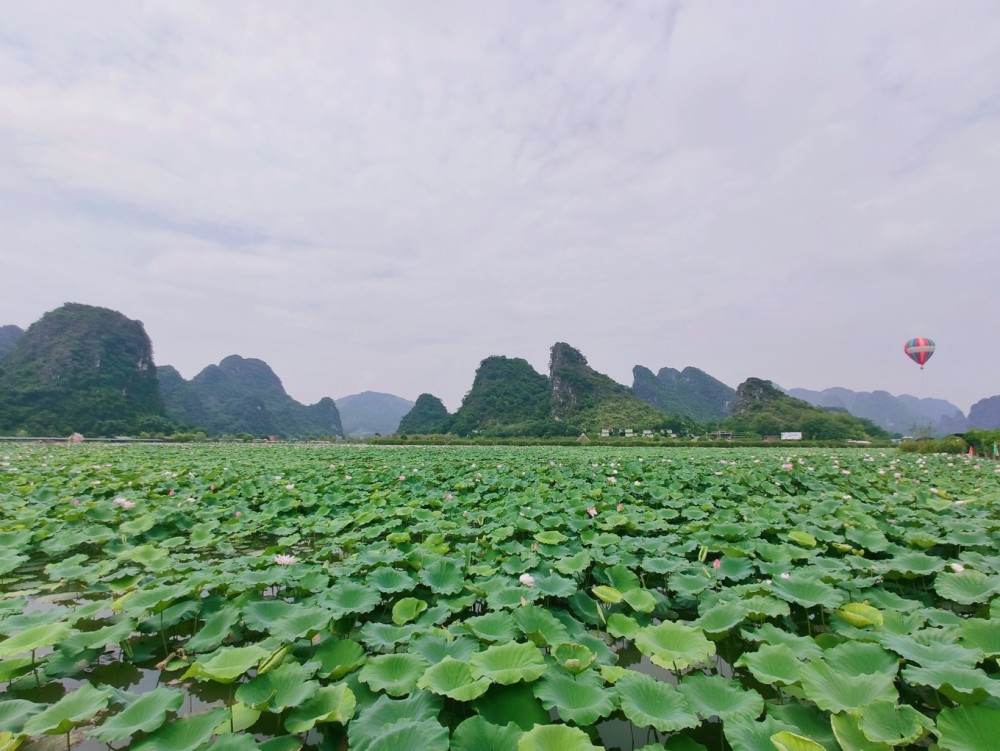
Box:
left=1, top=444, right=999, bottom=750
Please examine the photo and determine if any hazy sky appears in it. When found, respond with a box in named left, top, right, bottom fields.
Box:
left=2, top=2, right=998, bottom=413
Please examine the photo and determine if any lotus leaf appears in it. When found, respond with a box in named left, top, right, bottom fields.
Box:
left=470, top=641, right=547, bottom=685
left=591, top=585, right=623, bottom=604
left=368, top=567, right=417, bottom=593
left=22, top=684, right=112, bottom=736
left=676, top=673, right=763, bottom=721
left=606, top=613, right=641, bottom=640
left=957, top=618, right=1000, bottom=659
left=410, top=634, right=479, bottom=664
left=615, top=670, right=699, bottom=732
left=723, top=714, right=799, bottom=751
left=359, top=622, right=421, bottom=652
left=622, top=588, right=657, bottom=613
left=131, top=708, right=228, bottom=751
left=822, top=642, right=898, bottom=677
left=314, top=638, right=366, bottom=679
left=237, top=660, right=319, bottom=711
left=532, top=573, right=578, bottom=598
left=834, top=602, right=883, bottom=629
left=451, top=716, right=522, bottom=751
left=392, top=597, right=427, bottom=625
left=901, top=663, right=1000, bottom=703
left=323, top=581, right=382, bottom=617
left=935, top=704, right=1000, bottom=751
left=853, top=700, right=932, bottom=745
left=532, top=670, right=614, bottom=725
left=769, top=731, right=826, bottom=751
left=770, top=577, right=845, bottom=609
left=474, top=682, right=550, bottom=731
left=359, top=652, right=430, bottom=696
left=284, top=684, right=356, bottom=732
left=348, top=691, right=443, bottom=750
left=465, top=611, right=519, bottom=643
left=0, top=700, right=42, bottom=734
left=212, top=702, right=261, bottom=734
left=934, top=570, right=1000, bottom=606
left=181, top=644, right=270, bottom=684
left=516, top=724, right=603, bottom=751
left=512, top=605, right=572, bottom=648
left=735, top=644, right=803, bottom=686
left=694, top=601, right=746, bottom=635
left=634, top=621, right=716, bottom=672
left=798, top=661, right=897, bottom=713
left=417, top=656, right=492, bottom=701
left=552, top=643, right=596, bottom=675
left=418, top=558, right=466, bottom=594
left=0, top=622, right=72, bottom=658
left=88, top=686, right=184, bottom=742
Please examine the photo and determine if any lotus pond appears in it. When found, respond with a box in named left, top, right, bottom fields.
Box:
left=1, top=444, right=1000, bottom=751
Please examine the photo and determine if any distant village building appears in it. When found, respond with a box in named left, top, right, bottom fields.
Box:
left=623, top=429, right=634, bottom=438
left=600, top=428, right=611, bottom=438
left=780, top=432, right=803, bottom=441
left=642, top=429, right=654, bottom=437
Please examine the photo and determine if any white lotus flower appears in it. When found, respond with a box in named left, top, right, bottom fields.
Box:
left=519, top=573, right=535, bottom=587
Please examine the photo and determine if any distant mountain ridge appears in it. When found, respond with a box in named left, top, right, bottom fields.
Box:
left=0, top=325, right=24, bottom=360
left=158, top=355, right=344, bottom=438
left=787, top=386, right=968, bottom=436
left=336, top=391, right=414, bottom=436
left=631, top=365, right=735, bottom=423
left=0, top=304, right=169, bottom=435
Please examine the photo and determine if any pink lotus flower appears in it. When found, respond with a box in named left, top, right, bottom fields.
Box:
left=273, top=554, right=297, bottom=565
left=587, top=507, right=598, bottom=518
left=114, top=498, right=135, bottom=510
left=519, top=573, right=535, bottom=587
left=235, top=511, right=242, bottom=518
left=713, top=559, right=721, bottom=570
left=71, top=498, right=80, bottom=507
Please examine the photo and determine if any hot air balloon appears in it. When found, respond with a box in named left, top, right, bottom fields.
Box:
left=904, top=337, right=935, bottom=369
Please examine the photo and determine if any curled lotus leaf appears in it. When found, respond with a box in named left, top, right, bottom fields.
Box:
left=450, top=716, right=521, bottom=751
left=822, top=641, right=899, bottom=677
left=786, top=531, right=817, bottom=549
left=621, top=588, right=657, bottom=613
left=552, top=643, right=596, bottom=675
left=901, top=663, right=1000, bottom=703
left=770, top=577, right=845, bottom=610
left=359, top=653, right=430, bottom=697
left=934, top=570, right=1000, bottom=606
left=694, top=601, right=746, bottom=635
left=131, top=708, right=229, bottom=751
left=392, top=597, right=428, bottom=626
left=855, top=700, right=933, bottom=746
left=314, top=638, right=366, bottom=679
left=834, top=602, right=883, bottom=629
left=348, top=692, right=443, bottom=751
left=517, top=724, right=603, bottom=751
left=830, top=711, right=892, bottom=751
left=180, top=645, right=271, bottom=684
left=23, top=684, right=112, bottom=737
left=465, top=611, right=518, bottom=643
left=591, top=585, right=623, bottom=604
left=615, top=670, right=699, bottom=733
left=770, top=731, right=827, bottom=751
left=410, top=634, right=480, bottom=665
left=236, top=661, right=320, bottom=712
left=512, top=605, right=572, bottom=648
left=676, top=673, right=763, bottom=722
left=416, top=656, right=492, bottom=701
left=634, top=621, right=715, bottom=672
left=532, top=670, right=615, bottom=725
left=735, top=643, right=803, bottom=686
left=87, top=686, right=184, bottom=742
left=0, top=699, right=43, bottom=734
left=0, top=622, right=72, bottom=658
left=469, top=641, right=547, bottom=685
left=284, top=684, right=356, bottom=733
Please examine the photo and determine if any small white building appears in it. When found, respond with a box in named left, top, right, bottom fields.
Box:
left=780, top=431, right=803, bottom=441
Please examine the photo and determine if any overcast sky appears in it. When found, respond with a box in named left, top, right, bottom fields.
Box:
left=2, top=2, right=998, bottom=414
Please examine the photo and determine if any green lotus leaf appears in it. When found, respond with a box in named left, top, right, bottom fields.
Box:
left=694, top=601, right=746, bottom=635
left=591, top=585, right=623, bottom=604
left=676, top=673, right=763, bottom=721
left=359, top=718, right=450, bottom=751
left=181, top=644, right=270, bottom=684
left=392, top=597, right=427, bottom=625
left=935, top=704, right=1000, bottom=751
left=465, top=611, right=518, bottom=643
left=533, top=670, right=614, bottom=725
left=787, top=531, right=817, bottom=549
left=735, top=644, right=803, bottom=686
left=417, top=656, right=492, bottom=701
left=742, top=595, right=791, bottom=621
left=257, top=643, right=293, bottom=675
left=607, top=613, right=641, bottom=640
left=554, top=550, right=591, bottom=576
left=0, top=699, right=43, bottom=734
left=205, top=735, right=260, bottom=751
left=744, top=623, right=823, bottom=661
left=532, top=574, right=578, bottom=598
left=257, top=736, right=304, bottom=751
left=723, top=714, right=798, bottom=751
left=359, top=652, right=430, bottom=697
left=552, top=643, right=596, bottom=675
left=59, top=618, right=135, bottom=653
left=131, top=708, right=228, bottom=751
left=634, top=621, right=716, bottom=672
left=451, top=716, right=522, bottom=751
left=314, top=638, right=366, bottom=679
left=880, top=630, right=979, bottom=668
left=284, top=684, right=356, bottom=733
left=368, top=567, right=417, bottom=594
left=901, top=663, right=1000, bottom=703
left=324, top=581, right=382, bottom=617
left=236, top=660, right=319, bottom=711
left=0, top=730, right=24, bottom=751
left=469, top=641, right=547, bottom=685
left=770, top=577, right=845, bottom=609
left=512, top=605, right=572, bottom=648
left=410, top=634, right=480, bottom=664
left=958, top=618, right=1000, bottom=659
left=242, top=600, right=332, bottom=641
left=23, top=684, right=112, bottom=736
left=798, top=661, right=897, bottom=713
left=359, top=622, right=421, bottom=652
left=533, top=531, right=568, bottom=545
left=88, top=686, right=184, bottom=742
left=854, top=700, right=932, bottom=745
left=834, top=602, right=883, bottom=629
left=213, top=702, right=260, bottom=734
left=669, top=571, right=712, bottom=598
left=935, top=570, right=1000, bottom=606
left=622, top=588, right=657, bottom=613
left=517, top=724, right=603, bottom=751
left=884, top=551, right=942, bottom=577
left=348, top=692, right=443, bottom=751
left=0, top=622, right=72, bottom=657
left=769, top=731, right=826, bottom=751
left=418, top=558, right=466, bottom=594
left=616, top=670, right=699, bottom=732
left=113, top=582, right=190, bottom=616
left=474, top=682, right=550, bottom=731
left=830, top=711, right=891, bottom=751
left=822, top=642, right=898, bottom=677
